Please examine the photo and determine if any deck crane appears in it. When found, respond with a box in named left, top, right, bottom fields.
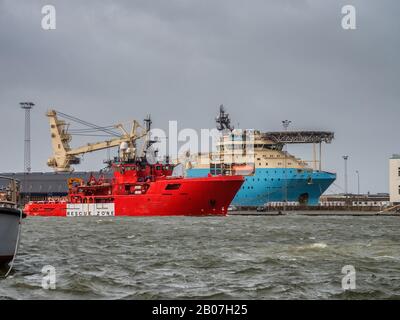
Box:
left=46, top=109, right=148, bottom=172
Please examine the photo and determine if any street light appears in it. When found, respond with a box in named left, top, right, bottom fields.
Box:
left=355, top=170, right=360, bottom=210
left=282, top=120, right=292, bottom=131
left=356, top=170, right=360, bottom=195
left=343, top=155, right=349, bottom=195
left=20, top=102, right=35, bottom=173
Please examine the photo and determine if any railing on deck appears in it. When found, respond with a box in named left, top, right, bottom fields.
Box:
left=0, top=176, right=20, bottom=209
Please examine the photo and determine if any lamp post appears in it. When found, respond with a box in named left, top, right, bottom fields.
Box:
left=282, top=120, right=291, bottom=131
left=282, top=120, right=291, bottom=211
left=20, top=102, right=34, bottom=205
left=20, top=102, right=35, bottom=173
left=355, top=170, right=360, bottom=195
left=355, top=170, right=360, bottom=210
left=343, top=155, right=349, bottom=208
left=342, top=156, right=349, bottom=195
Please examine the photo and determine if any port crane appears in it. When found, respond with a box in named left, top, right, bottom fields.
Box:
left=46, top=110, right=149, bottom=172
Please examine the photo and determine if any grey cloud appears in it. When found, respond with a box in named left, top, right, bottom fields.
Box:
left=0, top=0, right=399, bottom=194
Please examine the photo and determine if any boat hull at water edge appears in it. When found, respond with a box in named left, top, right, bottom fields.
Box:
left=0, top=208, right=21, bottom=266
left=24, top=175, right=244, bottom=217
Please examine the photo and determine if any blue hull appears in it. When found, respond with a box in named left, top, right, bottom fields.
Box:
left=186, top=168, right=336, bottom=206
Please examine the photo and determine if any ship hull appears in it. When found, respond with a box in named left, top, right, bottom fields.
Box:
left=186, top=168, right=336, bottom=207
left=24, top=176, right=244, bottom=217
left=0, top=208, right=21, bottom=265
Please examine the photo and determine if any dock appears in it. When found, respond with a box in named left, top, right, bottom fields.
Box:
left=228, top=209, right=400, bottom=217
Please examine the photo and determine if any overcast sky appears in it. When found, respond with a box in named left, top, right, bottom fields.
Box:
left=0, top=0, right=399, bottom=194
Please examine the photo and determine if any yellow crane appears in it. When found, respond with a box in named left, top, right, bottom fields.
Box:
left=46, top=109, right=148, bottom=172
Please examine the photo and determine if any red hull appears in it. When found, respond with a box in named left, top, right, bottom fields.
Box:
left=24, top=175, right=244, bottom=217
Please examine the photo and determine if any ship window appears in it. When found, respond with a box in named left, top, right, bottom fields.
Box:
left=265, top=163, right=268, bottom=166
left=156, top=166, right=161, bottom=170
left=166, top=184, right=181, bottom=190
left=398, top=167, right=400, bottom=176
left=398, top=185, right=400, bottom=195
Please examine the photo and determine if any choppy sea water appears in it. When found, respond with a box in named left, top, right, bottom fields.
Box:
left=1, top=214, right=400, bottom=300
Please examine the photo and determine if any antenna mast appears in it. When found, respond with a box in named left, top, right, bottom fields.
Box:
left=215, top=104, right=234, bottom=131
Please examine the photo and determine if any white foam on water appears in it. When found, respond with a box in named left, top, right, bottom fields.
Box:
left=278, top=255, right=297, bottom=261
left=375, top=255, right=399, bottom=261
left=296, top=242, right=328, bottom=250
left=309, top=243, right=327, bottom=249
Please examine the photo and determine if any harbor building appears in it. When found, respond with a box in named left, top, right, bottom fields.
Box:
left=0, top=171, right=111, bottom=205
left=389, top=154, right=400, bottom=204
left=320, top=193, right=390, bottom=209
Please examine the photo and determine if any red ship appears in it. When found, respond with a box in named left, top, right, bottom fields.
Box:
left=24, top=160, right=244, bottom=217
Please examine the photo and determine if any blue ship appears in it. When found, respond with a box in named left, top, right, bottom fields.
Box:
left=184, top=106, right=336, bottom=207
left=186, top=167, right=336, bottom=206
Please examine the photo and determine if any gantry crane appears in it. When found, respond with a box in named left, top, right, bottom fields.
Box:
left=46, top=110, right=148, bottom=172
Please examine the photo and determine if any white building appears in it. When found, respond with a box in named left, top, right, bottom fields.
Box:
left=389, top=154, right=400, bottom=204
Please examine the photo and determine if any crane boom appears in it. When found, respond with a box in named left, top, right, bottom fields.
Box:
left=46, top=110, right=147, bottom=172
left=66, top=137, right=130, bottom=156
